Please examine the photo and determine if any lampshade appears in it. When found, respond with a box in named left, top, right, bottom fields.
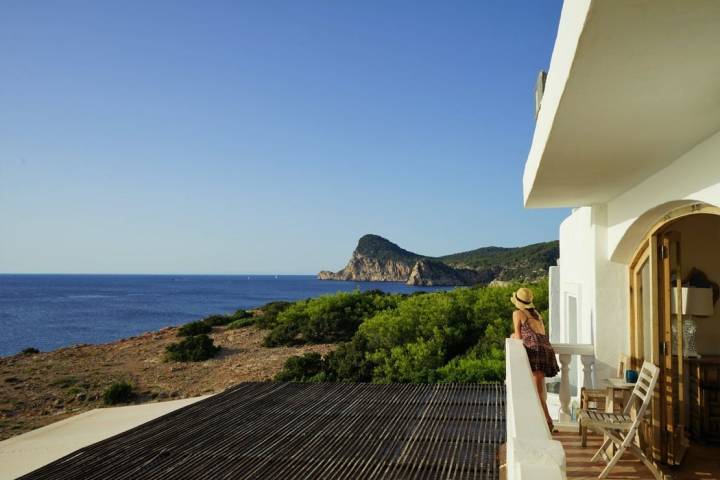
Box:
left=670, top=287, right=715, bottom=317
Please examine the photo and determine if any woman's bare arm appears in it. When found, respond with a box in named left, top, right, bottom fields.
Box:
left=511, top=310, right=523, bottom=339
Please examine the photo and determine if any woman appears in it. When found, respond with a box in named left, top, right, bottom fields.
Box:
left=510, top=287, right=559, bottom=431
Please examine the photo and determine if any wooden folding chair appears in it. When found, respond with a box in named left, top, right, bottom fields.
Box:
left=578, top=361, right=661, bottom=479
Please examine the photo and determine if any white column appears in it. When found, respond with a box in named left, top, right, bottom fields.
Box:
left=558, top=353, right=572, bottom=422
left=549, top=266, right=561, bottom=343
left=580, top=354, right=595, bottom=389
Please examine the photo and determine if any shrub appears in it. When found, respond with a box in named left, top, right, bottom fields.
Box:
left=255, top=301, right=293, bottom=329
left=177, top=320, right=212, bottom=337
left=20, top=347, right=39, bottom=355
left=231, top=309, right=252, bottom=320
left=274, top=353, right=326, bottom=382
left=263, top=290, right=401, bottom=346
left=165, top=334, right=220, bottom=362
left=324, top=335, right=374, bottom=382
left=262, top=322, right=302, bottom=347
left=202, top=314, right=232, bottom=327
left=273, top=279, right=548, bottom=384
left=103, top=381, right=134, bottom=405
left=227, top=317, right=255, bottom=329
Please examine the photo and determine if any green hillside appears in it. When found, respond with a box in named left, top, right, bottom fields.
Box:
left=353, top=234, right=558, bottom=281
left=354, top=234, right=424, bottom=264
left=439, top=241, right=559, bottom=279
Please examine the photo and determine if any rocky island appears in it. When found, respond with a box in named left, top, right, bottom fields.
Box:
left=318, top=234, right=558, bottom=286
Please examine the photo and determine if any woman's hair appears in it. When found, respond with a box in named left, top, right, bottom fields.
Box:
left=526, top=308, right=541, bottom=320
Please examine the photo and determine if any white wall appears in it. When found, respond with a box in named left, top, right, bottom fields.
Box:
left=558, top=207, right=596, bottom=389
left=558, top=206, right=629, bottom=385
left=608, top=129, right=720, bottom=263
left=591, top=205, right=630, bottom=382
left=555, top=128, right=720, bottom=383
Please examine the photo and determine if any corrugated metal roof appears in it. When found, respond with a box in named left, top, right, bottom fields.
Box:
left=20, top=382, right=505, bottom=480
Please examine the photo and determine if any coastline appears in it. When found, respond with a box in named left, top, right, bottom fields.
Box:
left=0, top=323, right=334, bottom=441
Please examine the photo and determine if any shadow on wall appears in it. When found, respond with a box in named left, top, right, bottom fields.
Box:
left=611, top=200, right=719, bottom=263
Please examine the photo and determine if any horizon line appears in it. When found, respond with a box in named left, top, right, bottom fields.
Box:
left=0, top=272, right=320, bottom=276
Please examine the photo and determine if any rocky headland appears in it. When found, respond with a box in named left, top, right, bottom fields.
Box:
left=319, top=234, right=558, bottom=286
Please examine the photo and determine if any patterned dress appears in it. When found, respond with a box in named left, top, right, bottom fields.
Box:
left=519, top=312, right=560, bottom=378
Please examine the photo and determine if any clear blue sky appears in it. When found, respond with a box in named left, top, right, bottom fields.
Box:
left=1, top=0, right=566, bottom=274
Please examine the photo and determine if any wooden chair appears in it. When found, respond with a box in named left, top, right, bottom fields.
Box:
left=578, top=361, right=661, bottom=479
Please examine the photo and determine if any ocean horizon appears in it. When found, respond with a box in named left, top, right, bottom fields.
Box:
left=0, top=274, right=449, bottom=357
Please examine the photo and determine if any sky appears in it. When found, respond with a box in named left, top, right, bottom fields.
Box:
left=1, top=0, right=566, bottom=274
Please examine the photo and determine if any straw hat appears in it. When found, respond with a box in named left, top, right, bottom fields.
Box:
left=511, top=287, right=535, bottom=310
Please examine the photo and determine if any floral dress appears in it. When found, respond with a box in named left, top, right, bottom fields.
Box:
left=520, top=313, right=560, bottom=378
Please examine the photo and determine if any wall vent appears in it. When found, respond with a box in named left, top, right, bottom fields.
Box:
left=535, top=70, right=547, bottom=119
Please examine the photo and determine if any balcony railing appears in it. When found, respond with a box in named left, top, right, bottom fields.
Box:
left=552, top=342, right=595, bottom=425
left=505, top=338, right=566, bottom=479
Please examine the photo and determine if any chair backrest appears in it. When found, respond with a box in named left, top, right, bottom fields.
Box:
left=623, top=361, right=660, bottom=418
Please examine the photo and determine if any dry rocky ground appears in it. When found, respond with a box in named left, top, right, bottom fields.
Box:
left=0, top=325, right=334, bottom=441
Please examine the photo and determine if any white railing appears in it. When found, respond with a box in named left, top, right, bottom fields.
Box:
left=551, top=343, right=595, bottom=424
left=505, top=338, right=566, bottom=479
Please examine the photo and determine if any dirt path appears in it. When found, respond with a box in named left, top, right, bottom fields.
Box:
left=0, top=325, right=334, bottom=441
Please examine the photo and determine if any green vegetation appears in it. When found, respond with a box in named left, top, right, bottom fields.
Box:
left=202, top=310, right=251, bottom=327
left=354, top=234, right=423, bottom=264
left=255, top=301, right=293, bottom=329
left=103, top=381, right=134, bottom=405
left=20, top=347, right=39, bottom=355
left=262, top=290, right=402, bottom=347
left=201, top=314, right=232, bottom=327
left=165, top=334, right=221, bottom=362
left=274, top=280, right=548, bottom=383
left=439, top=241, right=559, bottom=281
left=228, top=317, right=256, bottom=329
left=274, top=353, right=327, bottom=382
left=177, top=320, right=213, bottom=337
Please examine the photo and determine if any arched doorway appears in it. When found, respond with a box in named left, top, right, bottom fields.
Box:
left=628, top=203, right=720, bottom=473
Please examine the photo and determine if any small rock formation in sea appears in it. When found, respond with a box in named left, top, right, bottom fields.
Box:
left=318, top=234, right=559, bottom=287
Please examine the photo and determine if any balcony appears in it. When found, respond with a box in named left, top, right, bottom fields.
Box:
left=505, top=338, right=566, bottom=479
left=549, top=342, right=595, bottom=427
left=505, top=339, right=666, bottom=480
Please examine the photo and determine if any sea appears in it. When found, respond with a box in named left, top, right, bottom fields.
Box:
left=0, top=274, right=449, bottom=357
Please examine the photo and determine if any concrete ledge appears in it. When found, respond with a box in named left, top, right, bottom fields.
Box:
left=506, top=338, right=566, bottom=480
left=0, top=396, right=209, bottom=480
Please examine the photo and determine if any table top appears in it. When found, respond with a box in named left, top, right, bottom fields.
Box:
left=605, top=377, right=636, bottom=389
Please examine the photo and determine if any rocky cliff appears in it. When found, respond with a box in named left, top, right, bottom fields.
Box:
left=318, top=235, right=420, bottom=282
left=318, top=251, right=416, bottom=282
left=406, top=259, right=497, bottom=286
left=318, top=234, right=559, bottom=287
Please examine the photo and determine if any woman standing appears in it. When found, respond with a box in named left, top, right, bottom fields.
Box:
left=510, top=287, right=560, bottom=431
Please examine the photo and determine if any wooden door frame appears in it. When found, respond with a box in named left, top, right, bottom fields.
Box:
left=627, top=203, right=720, bottom=464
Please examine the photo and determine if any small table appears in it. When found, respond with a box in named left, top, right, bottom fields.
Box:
left=605, top=377, right=635, bottom=413
left=603, top=378, right=636, bottom=456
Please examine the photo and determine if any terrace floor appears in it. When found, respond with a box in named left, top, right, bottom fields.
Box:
left=555, top=431, right=720, bottom=480
left=19, top=382, right=505, bottom=480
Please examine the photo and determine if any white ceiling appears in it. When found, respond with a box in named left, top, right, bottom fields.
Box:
left=524, top=0, right=720, bottom=208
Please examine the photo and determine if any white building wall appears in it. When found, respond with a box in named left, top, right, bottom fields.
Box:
left=590, top=205, right=629, bottom=383
left=558, top=207, right=596, bottom=390
left=558, top=205, right=630, bottom=386
left=558, top=207, right=595, bottom=345
left=556, top=128, right=720, bottom=386
left=607, top=129, right=720, bottom=263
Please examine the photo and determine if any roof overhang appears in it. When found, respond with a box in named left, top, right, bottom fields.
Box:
left=524, top=0, right=720, bottom=208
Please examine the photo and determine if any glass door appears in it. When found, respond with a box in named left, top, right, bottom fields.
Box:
left=658, top=231, right=688, bottom=465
